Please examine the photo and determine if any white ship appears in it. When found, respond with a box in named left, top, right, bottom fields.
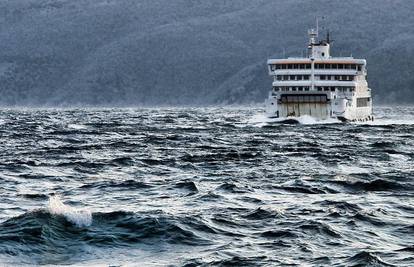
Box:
left=265, top=24, right=373, bottom=122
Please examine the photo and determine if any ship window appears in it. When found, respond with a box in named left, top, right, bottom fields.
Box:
left=322, top=52, right=325, bottom=57
left=351, top=64, right=356, bottom=70
left=293, top=64, right=297, bottom=69
left=324, top=87, right=329, bottom=92
left=305, top=64, right=311, bottom=69
left=331, top=87, right=335, bottom=92
left=357, top=65, right=362, bottom=71
left=317, top=87, right=322, bottom=91
left=287, top=64, right=292, bottom=69
left=338, top=64, right=343, bottom=69
left=357, top=97, right=370, bottom=107
left=332, top=64, right=337, bottom=69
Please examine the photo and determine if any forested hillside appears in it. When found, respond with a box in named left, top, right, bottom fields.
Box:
left=0, top=0, right=412, bottom=106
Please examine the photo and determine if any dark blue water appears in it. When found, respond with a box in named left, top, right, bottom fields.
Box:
left=0, top=106, right=413, bottom=266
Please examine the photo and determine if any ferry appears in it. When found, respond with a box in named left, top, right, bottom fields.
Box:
left=265, top=24, right=373, bottom=122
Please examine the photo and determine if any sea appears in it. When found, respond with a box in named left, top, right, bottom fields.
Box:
left=0, top=106, right=412, bottom=266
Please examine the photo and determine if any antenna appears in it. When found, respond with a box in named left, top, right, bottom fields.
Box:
left=316, top=17, right=319, bottom=38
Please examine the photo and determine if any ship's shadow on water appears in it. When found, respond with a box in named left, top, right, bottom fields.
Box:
left=0, top=106, right=413, bottom=266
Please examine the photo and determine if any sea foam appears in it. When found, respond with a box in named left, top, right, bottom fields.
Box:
left=48, top=195, right=92, bottom=227
left=248, top=113, right=340, bottom=126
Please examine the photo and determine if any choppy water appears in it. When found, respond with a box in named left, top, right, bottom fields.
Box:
left=0, top=106, right=413, bottom=266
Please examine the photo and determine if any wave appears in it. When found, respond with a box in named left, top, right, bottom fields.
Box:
left=174, top=181, right=199, bottom=194
left=79, top=179, right=151, bottom=190
left=242, top=207, right=283, bottom=220
left=248, top=113, right=340, bottom=126
left=316, top=200, right=362, bottom=213
left=346, top=251, right=395, bottom=266
left=48, top=195, right=92, bottom=227
left=329, top=178, right=409, bottom=192
left=181, top=151, right=261, bottom=163
left=249, top=112, right=414, bottom=127
left=0, top=196, right=212, bottom=264
left=298, top=220, right=342, bottom=238
left=260, top=230, right=298, bottom=239
left=354, top=118, right=414, bottom=126
left=67, top=123, right=88, bottom=130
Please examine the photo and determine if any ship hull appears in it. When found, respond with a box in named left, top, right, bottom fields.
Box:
left=265, top=93, right=373, bottom=123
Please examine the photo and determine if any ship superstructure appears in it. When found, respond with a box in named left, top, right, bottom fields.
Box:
left=265, top=24, right=373, bottom=122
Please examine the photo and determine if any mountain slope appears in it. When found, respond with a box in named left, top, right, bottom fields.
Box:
left=0, top=0, right=413, bottom=106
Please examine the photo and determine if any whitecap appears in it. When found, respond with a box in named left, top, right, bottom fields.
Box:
left=352, top=118, right=414, bottom=126
left=248, top=113, right=340, bottom=126
left=48, top=195, right=92, bottom=227
left=67, top=124, right=87, bottom=130
left=294, top=115, right=340, bottom=125
left=337, top=165, right=370, bottom=175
